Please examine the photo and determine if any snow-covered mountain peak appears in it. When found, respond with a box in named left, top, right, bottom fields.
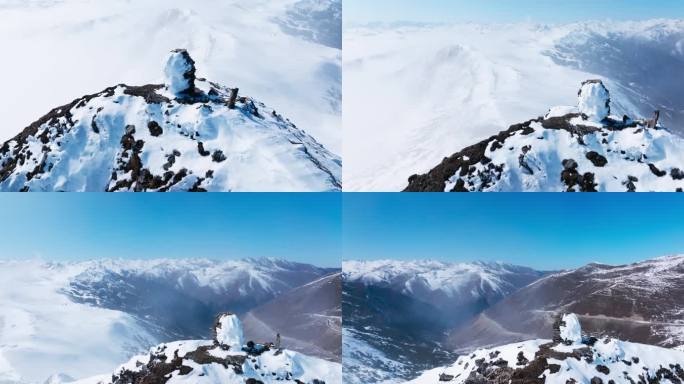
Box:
left=409, top=313, right=684, bottom=384
left=405, top=81, right=684, bottom=192
left=0, top=49, right=341, bottom=192
left=69, top=312, right=341, bottom=384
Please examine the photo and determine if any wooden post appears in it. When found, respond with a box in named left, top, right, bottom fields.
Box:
left=228, top=88, right=239, bottom=109
left=654, top=110, right=660, bottom=128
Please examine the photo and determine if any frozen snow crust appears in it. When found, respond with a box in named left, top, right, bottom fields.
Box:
left=407, top=314, right=684, bottom=384
left=405, top=81, right=684, bottom=192
left=0, top=50, right=341, bottom=192
left=70, top=312, right=341, bottom=384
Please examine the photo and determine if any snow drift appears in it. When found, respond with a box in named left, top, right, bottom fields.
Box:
left=0, top=50, right=341, bottom=192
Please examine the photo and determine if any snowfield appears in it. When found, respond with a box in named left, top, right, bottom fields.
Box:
left=0, top=0, right=341, bottom=153
left=344, top=20, right=684, bottom=191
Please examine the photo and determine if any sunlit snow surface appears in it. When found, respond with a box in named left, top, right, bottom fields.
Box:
left=344, top=20, right=684, bottom=191
left=0, top=0, right=341, bottom=153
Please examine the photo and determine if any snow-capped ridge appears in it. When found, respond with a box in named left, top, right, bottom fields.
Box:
left=0, top=49, right=341, bottom=192
left=70, top=312, right=341, bottom=384
left=405, top=80, right=684, bottom=192
left=408, top=313, right=684, bottom=384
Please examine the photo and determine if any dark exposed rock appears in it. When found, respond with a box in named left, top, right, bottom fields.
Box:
left=586, top=151, right=608, bottom=167
left=212, top=150, right=227, bottom=163
left=148, top=121, right=163, bottom=137
left=648, top=164, right=667, bottom=177
left=596, top=365, right=610, bottom=375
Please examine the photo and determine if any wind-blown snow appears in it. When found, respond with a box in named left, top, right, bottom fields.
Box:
left=0, top=0, right=341, bottom=153
left=344, top=20, right=684, bottom=191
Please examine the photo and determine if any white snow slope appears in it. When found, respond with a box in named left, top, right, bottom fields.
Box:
left=408, top=314, right=684, bottom=384
left=0, top=258, right=331, bottom=384
left=0, top=0, right=341, bottom=153
left=344, top=20, right=684, bottom=191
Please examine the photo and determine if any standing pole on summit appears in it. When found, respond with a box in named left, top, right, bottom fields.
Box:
left=275, top=332, right=281, bottom=349
left=228, top=88, right=239, bottom=109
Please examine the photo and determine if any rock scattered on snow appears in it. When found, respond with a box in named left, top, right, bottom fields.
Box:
left=0, top=50, right=342, bottom=192
left=407, top=313, right=684, bottom=384
left=71, top=312, right=341, bottom=384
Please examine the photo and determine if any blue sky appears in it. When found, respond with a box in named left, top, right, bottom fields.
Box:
left=0, top=194, right=341, bottom=267
left=342, top=193, right=684, bottom=270
left=344, top=0, right=684, bottom=25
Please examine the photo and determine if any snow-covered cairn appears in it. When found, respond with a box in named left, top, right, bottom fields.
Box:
left=213, top=312, right=244, bottom=350
left=578, top=79, right=611, bottom=122
left=164, top=49, right=197, bottom=97
left=553, top=313, right=583, bottom=345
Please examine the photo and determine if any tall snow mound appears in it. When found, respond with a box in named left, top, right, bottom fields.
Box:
left=559, top=313, right=582, bottom=344
left=215, top=313, right=244, bottom=350
left=69, top=313, right=342, bottom=384
left=164, top=49, right=196, bottom=96
left=0, top=50, right=341, bottom=192
left=408, top=313, right=684, bottom=384
left=578, top=80, right=610, bottom=122
left=405, top=81, right=684, bottom=192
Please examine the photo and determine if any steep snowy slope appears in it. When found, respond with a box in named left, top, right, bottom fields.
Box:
left=0, top=258, right=335, bottom=384
left=342, top=260, right=545, bottom=383
left=448, top=255, right=684, bottom=354
left=0, top=0, right=341, bottom=153
left=344, top=20, right=684, bottom=191
left=405, top=80, right=684, bottom=192
left=409, top=314, right=684, bottom=384
left=69, top=313, right=341, bottom=384
left=0, top=50, right=341, bottom=192
left=242, top=273, right=342, bottom=362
